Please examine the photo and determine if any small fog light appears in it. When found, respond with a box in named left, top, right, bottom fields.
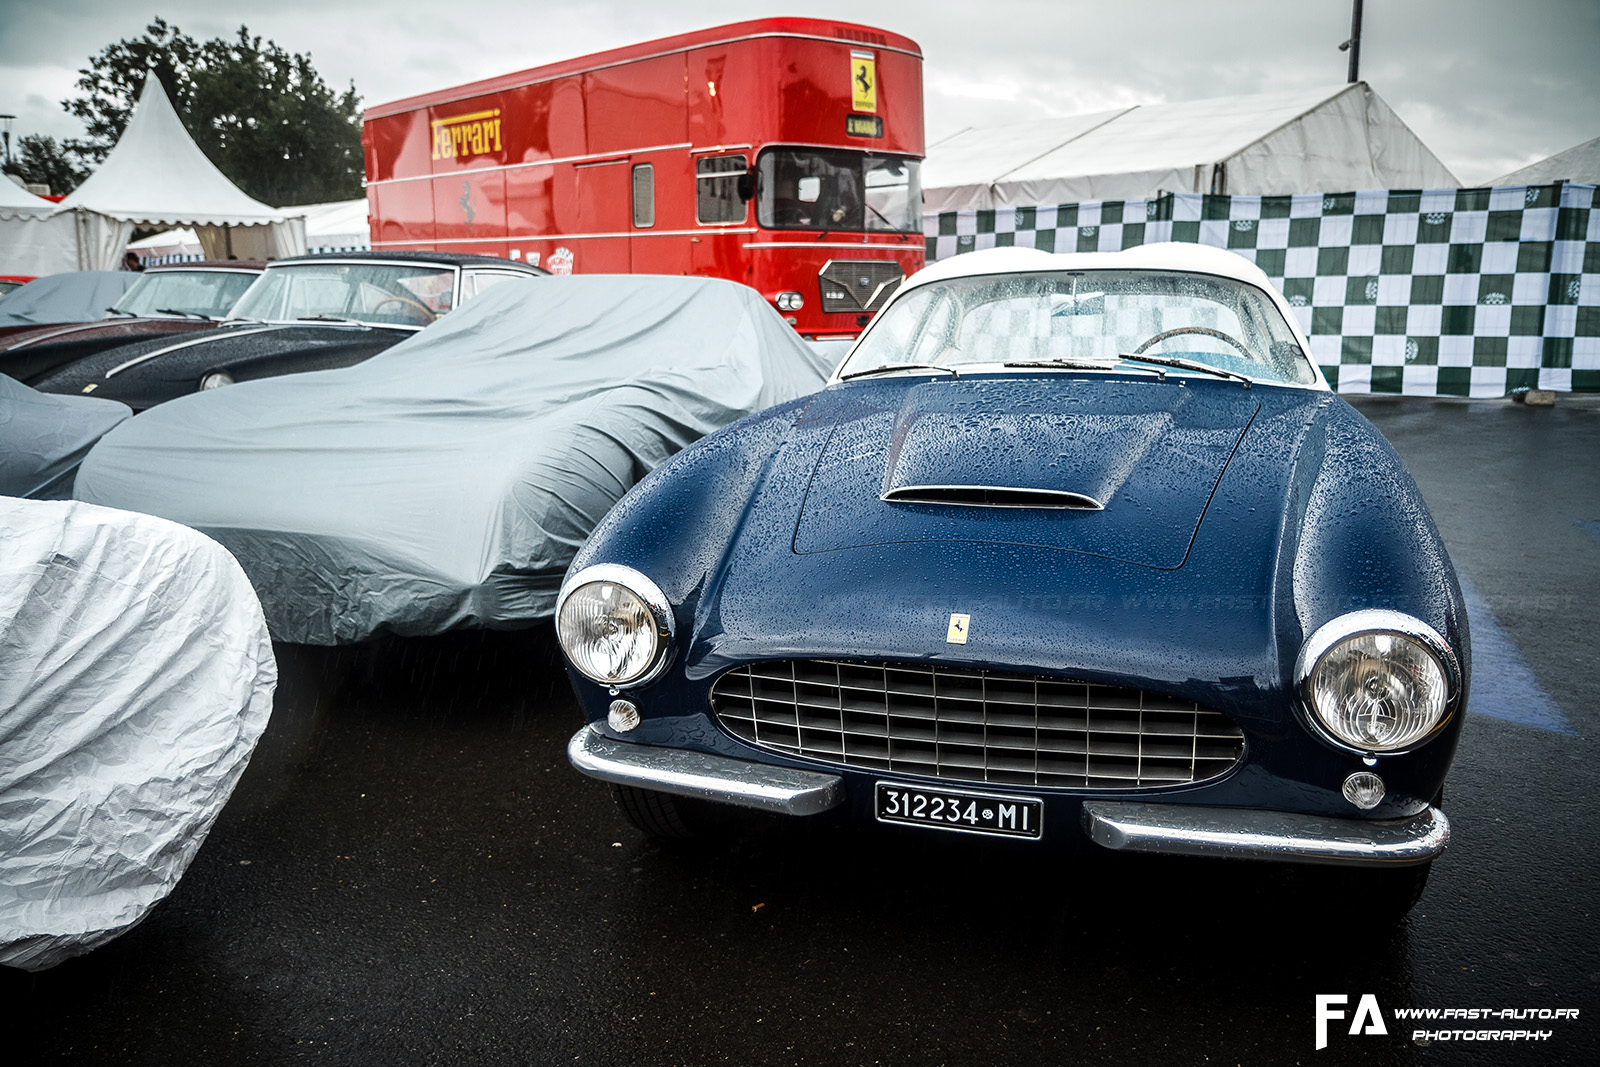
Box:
left=607, top=699, right=641, bottom=732
left=1342, top=771, right=1386, bottom=810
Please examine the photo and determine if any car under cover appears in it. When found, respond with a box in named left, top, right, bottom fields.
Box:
left=74, top=274, right=835, bottom=643
left=0, top=498, right=275, bottom=971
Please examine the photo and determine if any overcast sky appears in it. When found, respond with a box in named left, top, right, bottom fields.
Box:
left=2, top=0, right=1596, bottom=186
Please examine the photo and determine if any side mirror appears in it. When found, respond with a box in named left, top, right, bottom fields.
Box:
left=736, top=172, right=754, bottom=202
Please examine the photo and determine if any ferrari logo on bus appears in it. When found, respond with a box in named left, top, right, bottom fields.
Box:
left=851, top=51, right=876, bottom=113
left=431, top=108, right=503, bottom=161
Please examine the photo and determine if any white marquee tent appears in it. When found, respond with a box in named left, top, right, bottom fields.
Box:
left=923, top=82, right=1459, bottom=213
left=1491, top=136, right=1600, bottom=187
left=0, top=177, right=80, bottom=276
left=7, top=77, right=307, bottom=273
left=128, top=199, right=369, bottom=262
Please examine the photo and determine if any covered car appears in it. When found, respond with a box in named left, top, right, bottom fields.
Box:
left=0, top=261, right=265, bottom=385
left=74, top=274, right=834, bottom=644
left=0, top=271, right=139, bottom=329
left=0, top=374, right=131, bottom=498
left=0, top=498, right=275, bottom=971
left=32, top=252, right=545, bottom=410
left=559, top=244, right=1470, bottom=919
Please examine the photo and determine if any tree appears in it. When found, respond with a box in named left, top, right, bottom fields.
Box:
left=63, top=18, right=364, bottom=206
left=2, top=134, right=90, bottom=196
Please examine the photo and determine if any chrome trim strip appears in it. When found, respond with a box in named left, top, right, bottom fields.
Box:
left=881, top=484, right=1105, bottom=510
left=104, top=326, right=286, bottom=378
left=567, top=726, right=846, bottom=816
left=556, top=563, right=676, bottom=688
left=1081, top=800, right=1449, bottom=867
left=7, top=321, right=128, bottom=349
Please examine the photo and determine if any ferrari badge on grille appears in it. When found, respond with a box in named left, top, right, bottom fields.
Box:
left=946, top=613, right=971, bottom=644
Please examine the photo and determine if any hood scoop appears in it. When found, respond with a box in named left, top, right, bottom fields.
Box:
left=881, top=485, right=1104, bottom=510
left=795, top=378, right=1259, bottom=569
left=877, top=394, right=1163, bottom=512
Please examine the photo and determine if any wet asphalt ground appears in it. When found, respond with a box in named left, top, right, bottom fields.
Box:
left=4, top=395, right=1598, bottom=1066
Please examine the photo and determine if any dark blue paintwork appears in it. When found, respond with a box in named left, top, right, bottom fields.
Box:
left=563, top=368, right=1471, bottom=839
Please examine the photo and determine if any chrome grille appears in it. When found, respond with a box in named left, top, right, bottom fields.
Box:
left=711, top=660, right=1245, bottom=790
left=818, top=260, right=904, bottom=314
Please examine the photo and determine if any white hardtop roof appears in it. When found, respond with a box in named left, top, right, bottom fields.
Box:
left=57, top=78, right=296, bottom=227
left=906, top=242, right=1283, bottom=293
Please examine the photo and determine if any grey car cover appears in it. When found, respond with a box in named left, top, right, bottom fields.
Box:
left=1, top=374, right=131, bottom=498
left=0, top=498, right=276, bottom=971
left=76, top=274, right=833, bottom=644
left=0, top=272, right=140, bottom=327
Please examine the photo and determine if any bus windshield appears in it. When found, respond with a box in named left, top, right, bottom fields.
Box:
left=757, top=148, right=921, bottom=234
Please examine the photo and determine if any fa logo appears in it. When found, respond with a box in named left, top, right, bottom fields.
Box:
left=1315, top=993, right=1387, bottom=1050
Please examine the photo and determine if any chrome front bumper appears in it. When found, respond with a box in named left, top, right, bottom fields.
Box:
left=567, top=727, right=845, bottom=816
left=1081, top=800, right=1450, bottom=867
left=568, top=728, right=1448, bottom=865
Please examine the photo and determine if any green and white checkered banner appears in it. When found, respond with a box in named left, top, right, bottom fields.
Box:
left=924, top=184, right=1600, bottom=397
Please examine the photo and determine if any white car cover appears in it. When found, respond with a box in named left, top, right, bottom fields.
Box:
left=75, top=274, right=834, bottom=644
left=0, top=499, right=276, bottom=971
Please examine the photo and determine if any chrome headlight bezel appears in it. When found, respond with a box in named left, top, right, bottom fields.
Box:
left=1294, top=609, right=1460, bottom=756
left=555, top=564, right=675, bottom=689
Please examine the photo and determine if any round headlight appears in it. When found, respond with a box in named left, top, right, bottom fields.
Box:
left=199, top=370, right=235, bottom=390
left=555, top=565, right=672, bottom=687
left=1298, top=611, right=1456, bottom=752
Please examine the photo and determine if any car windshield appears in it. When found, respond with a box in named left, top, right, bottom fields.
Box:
left=757, top=148, right=921, bottom=233
left=228, top=263, right=455, bottom=327
left=837, top=270, right=1316, bottom=385
left=110, top=269, right=260, bottom=318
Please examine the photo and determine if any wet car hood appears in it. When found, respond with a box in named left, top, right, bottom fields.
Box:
left=0, top=318, right=217, bottom=385
left=794, top=376, right=1259, bottom=569
left=33, top=321, right=412, bottom=408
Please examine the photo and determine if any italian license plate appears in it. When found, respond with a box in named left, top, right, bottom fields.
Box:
left=874, top=781, right=1043, bottom=840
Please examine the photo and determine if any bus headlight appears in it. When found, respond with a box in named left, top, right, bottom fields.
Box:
left=556, top=564, right=673, bottom=688
left=774, top=291, right=804, bottom=311
left=1296, top=610, right=1457, bottom=753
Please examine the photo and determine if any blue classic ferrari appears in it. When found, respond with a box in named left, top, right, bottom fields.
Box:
left=558, top=243, right=1469, bottom=917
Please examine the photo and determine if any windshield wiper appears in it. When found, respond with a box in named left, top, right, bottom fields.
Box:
left=155, top=307, right=215, bottom=320
left=1003, top=357, right=1128, bottom=372
left=104, top=307, right=135, bottom=317
left=865, top=203, right=910, bottom=240
left=1118, top=353, right=1252, bottom=388
left=839, top=362, right=959, bottom=381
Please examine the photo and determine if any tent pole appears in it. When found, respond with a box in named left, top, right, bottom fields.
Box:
left=1346, top=0, right=1364, bottom=83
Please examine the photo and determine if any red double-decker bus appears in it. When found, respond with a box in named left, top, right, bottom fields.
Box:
left=362, top=18, right=924, bottom=338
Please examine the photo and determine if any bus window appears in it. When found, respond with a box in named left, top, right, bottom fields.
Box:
left=696, top=155, right=748, bottom=224
left=632, top=164, right=655, bottom=228
left=756, top=148, right=921, bottom=234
